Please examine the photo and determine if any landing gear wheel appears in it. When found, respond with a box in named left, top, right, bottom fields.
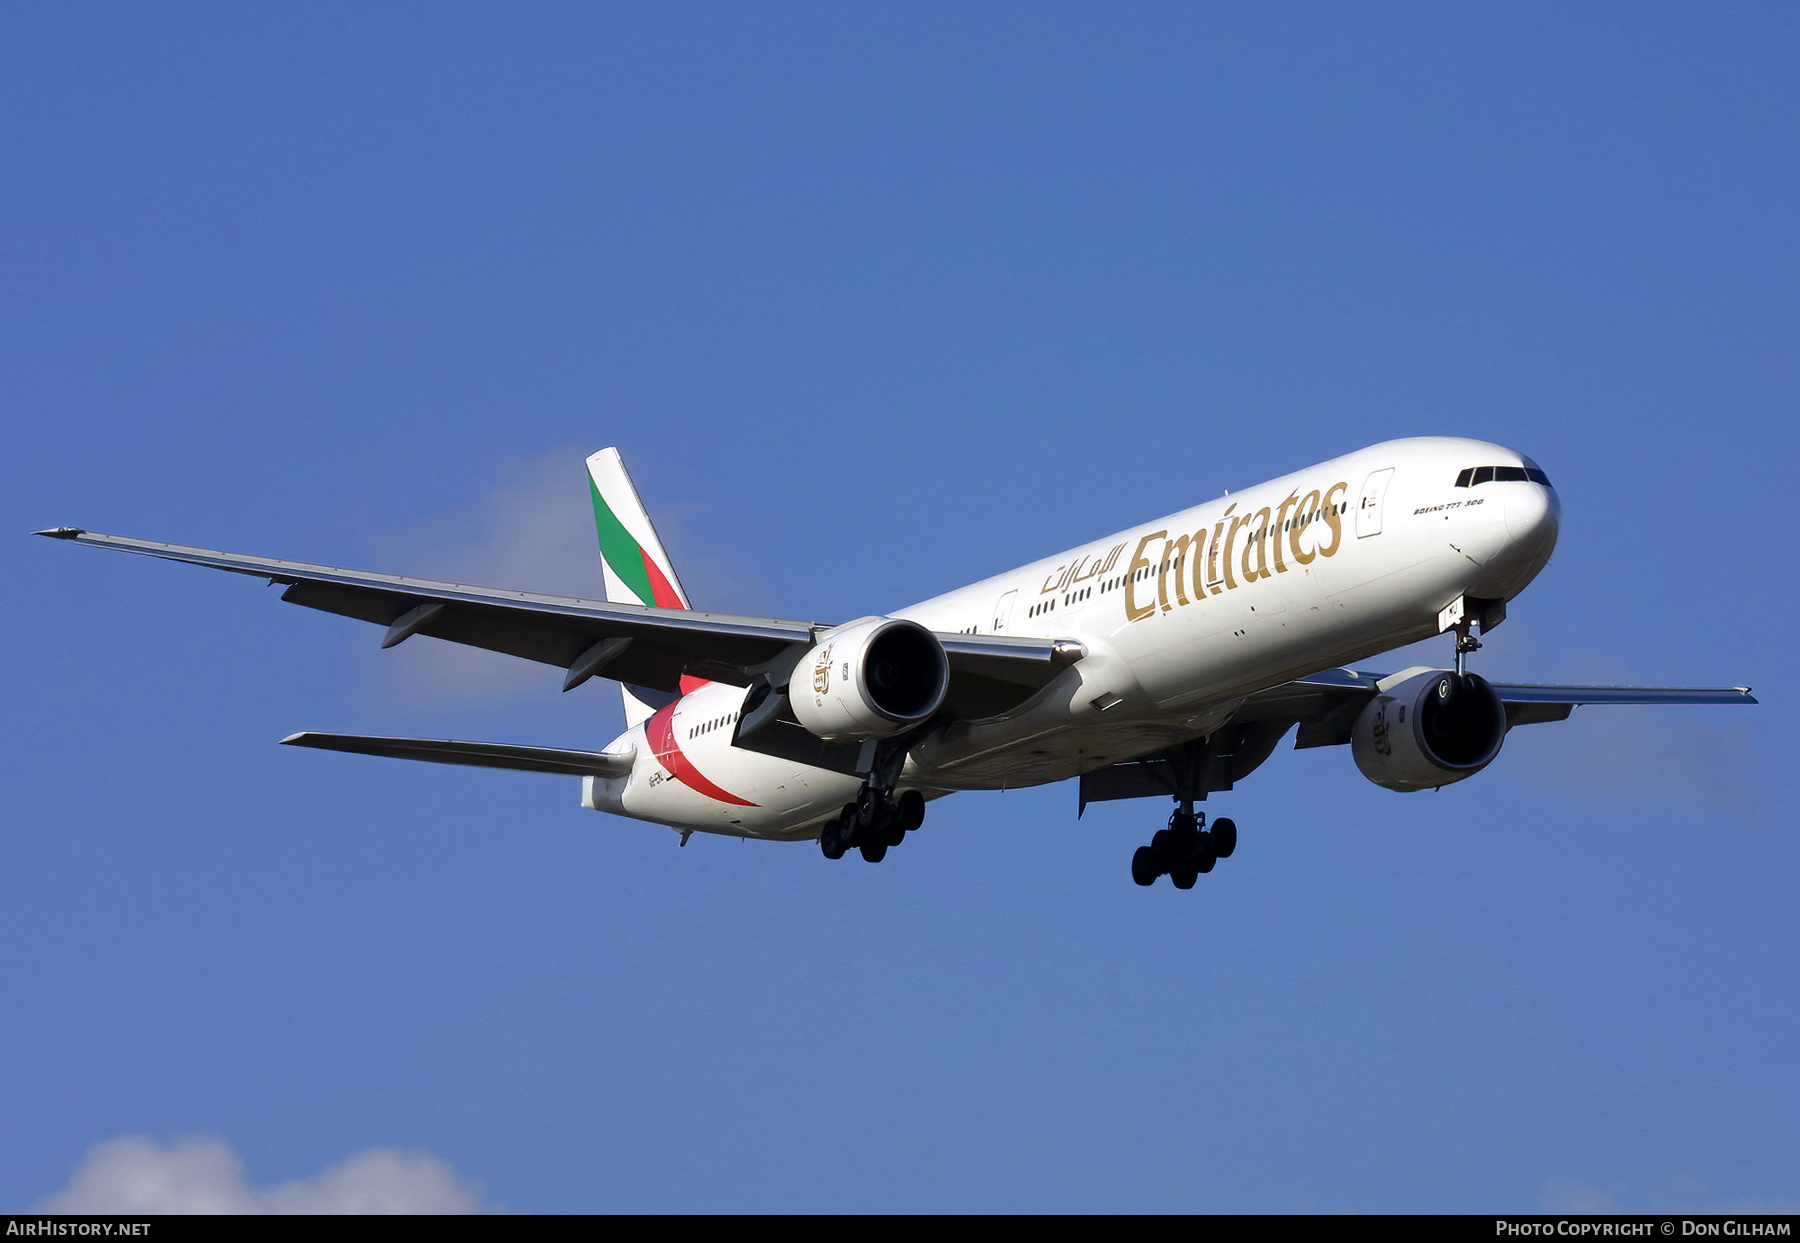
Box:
left=860, top=839, right=888, bottom=863
left=1170, top=867, right=1198, bottom=890
left=1131, top=847, right=1159, bottom=887
left=892, top=790, right=925, bottom=834
left=819, top=820, right=846, bottom=860
left=1211, top=817, right=1237, bottom=859
left=1195, top=839, right=1217, bottom=874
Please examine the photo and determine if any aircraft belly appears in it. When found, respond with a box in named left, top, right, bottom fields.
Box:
left=1323, top=547, right=1463, bottom=643
left=910, top=718, right=1207, bottom=791
left=913, top=522, right=1476, bottom=791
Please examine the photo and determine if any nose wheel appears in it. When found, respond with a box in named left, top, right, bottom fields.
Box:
left=1132, top=808, right=1237, bottom=888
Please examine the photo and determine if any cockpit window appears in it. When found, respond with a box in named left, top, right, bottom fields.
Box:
left=1455, top=465, right=1552, bottom=488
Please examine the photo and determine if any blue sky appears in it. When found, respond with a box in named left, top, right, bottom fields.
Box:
left=3, top=2, right=1795, bottom=1213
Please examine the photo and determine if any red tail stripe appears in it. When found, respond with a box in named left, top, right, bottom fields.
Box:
left=639, top=548, right=687, bottom=610
left=646, top=704, right=757, bottom=808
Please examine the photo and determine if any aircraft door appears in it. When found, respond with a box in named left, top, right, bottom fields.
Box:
left=1356, top=468, right=1395, bottom=539
left=991, top=590, right=1017, bottom=633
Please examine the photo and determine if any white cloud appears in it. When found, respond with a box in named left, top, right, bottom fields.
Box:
left=1505, top=702, right=1762, bottom=815
left=361, top=447, right=602, bottom=705
left=33, top=1135, right=496, bottom=1215
left=1541, top=1179, right=1622, bottom=1213
left=1703, top=1199, right=1800, bottom=1214
left=1542, top=1179, right=1800, bottom=1215
left=356, top=445, right=771, bottom=706
left=1493, top=653, right=1764, bottom=816
left=367, top=447, right=605, bottom=602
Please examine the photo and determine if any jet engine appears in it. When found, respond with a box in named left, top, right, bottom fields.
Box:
left=789, top=617, right=949, bottom=742
left=1350, top=669, right=1507, bottom=792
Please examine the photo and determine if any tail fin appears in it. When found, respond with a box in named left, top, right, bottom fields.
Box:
left=586, top=448, right=691, bottom=727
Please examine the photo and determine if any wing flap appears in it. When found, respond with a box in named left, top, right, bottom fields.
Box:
left=1506, top=702, right=1575, bottom=727
left=936, top=634, right=1067, bottom=688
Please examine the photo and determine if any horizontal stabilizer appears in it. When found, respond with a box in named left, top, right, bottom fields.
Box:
left=281, top=732, right=635, bottom=778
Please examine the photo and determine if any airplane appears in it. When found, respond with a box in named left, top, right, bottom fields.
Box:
left=38, top=436, right=1755, bottom=889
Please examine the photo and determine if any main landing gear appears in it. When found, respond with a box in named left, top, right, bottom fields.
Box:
left=1118, top=736, right=1243, bottom=890
left=1132, top=806, right=1237, bottom=888
left=819, top=786, right=926, bottom=863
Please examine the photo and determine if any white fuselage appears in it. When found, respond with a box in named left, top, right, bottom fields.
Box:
left=583, top=437, right=1561, bottom=840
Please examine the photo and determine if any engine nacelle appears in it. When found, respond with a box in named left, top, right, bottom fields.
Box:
left=1351, top=669, right=1507, bottom=792
left=790, top=617, right=949, bottom=742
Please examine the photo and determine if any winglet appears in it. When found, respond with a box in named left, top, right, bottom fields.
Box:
left=34, top=527, right=85, bottom=539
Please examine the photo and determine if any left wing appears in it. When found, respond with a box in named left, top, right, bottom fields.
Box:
left=1078, top=667, right=1756, bottom=809
left=36, top=528, right=1072, bottom=711
left=1256, top=667, right=1756, bottom=743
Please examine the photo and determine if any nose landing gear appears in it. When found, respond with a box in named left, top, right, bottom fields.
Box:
left=1452, top=617, right=1482, bottom=676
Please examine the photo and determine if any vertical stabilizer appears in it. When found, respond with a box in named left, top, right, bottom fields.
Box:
left=586, top=448, right=691, bottom=726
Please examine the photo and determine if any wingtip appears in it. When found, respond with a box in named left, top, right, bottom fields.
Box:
left=278, top=732, right=310, bottom=745
left=34, top=527, right=85, bottom=539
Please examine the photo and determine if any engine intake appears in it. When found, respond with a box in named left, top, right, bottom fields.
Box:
left=790, top=617, right=949, bottom=742
left=1351, top=669, right=1507, bottom=792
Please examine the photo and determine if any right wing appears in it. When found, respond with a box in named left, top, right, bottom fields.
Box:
left=37, top=528, right=1073, bottom=713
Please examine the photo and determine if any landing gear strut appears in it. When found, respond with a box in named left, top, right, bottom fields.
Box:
left=819, top=786, right=925, bottom=863
left=1452, top=618, right=1481, bottom=676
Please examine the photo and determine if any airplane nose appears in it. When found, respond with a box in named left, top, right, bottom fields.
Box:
left=1505, top=483, right=1558, bottom=544
left=1467, top=482, right=1560, bottom=600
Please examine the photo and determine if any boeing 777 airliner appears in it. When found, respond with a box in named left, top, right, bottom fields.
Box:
left=39, top=437, right=1754, bottom=889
